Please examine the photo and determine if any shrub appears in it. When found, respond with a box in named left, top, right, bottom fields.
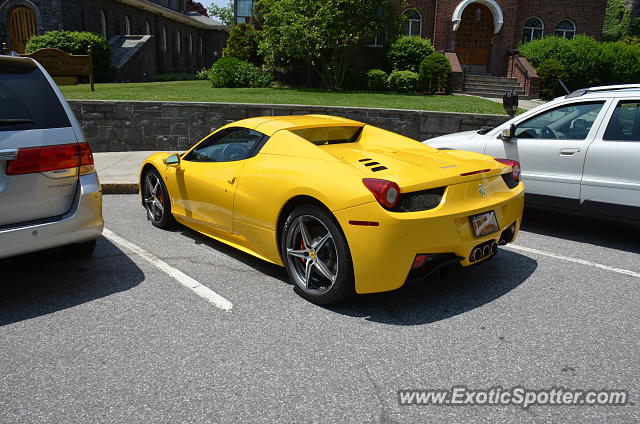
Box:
left=418, top=53, right=452, bottom=93
left=222, top=23, right=262, bottom=65
left=520, top=35, right=640, bottom=91
left=206, top=57, right=273, bottom=88
left=25, top=31, right=111, bottom=80
left=387, top=70, right=418, bottom=93
left=387, top=36, right=435, bottom=73
left=366, top=69, right=388, bottom=91
left=536, top=59, right=569, bottom=99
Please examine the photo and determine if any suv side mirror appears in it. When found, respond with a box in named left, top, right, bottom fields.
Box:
left=501, top=124, right=516, bottom=141
left=163, top=153, right=181, bottom=167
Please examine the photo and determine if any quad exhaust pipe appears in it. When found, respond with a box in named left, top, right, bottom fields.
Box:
left=470, top=241, right=498, bottom=263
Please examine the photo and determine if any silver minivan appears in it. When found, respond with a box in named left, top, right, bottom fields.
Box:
left=0, top=55, right=103, bottom=258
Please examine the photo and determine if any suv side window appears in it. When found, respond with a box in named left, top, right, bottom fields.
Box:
left=183, top=127, right=266, bottom=162
left=514, top=102, right=605, bottom=140
left=603, top=101, right=640, bottom=142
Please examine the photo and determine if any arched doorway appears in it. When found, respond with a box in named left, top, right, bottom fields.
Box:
left=7, top=6, right=38, bottom=54
left=455, top=3, right=493, bottom=72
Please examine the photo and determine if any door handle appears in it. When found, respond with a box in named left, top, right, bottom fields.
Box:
left=227, top=176, right=237, bottom=185
left=559, top=148, right=580, bottom=156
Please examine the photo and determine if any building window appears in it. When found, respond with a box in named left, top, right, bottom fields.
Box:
left=145, top=21, right=150, bottom=35
left=199, top=36, right=203, bottom=54
left=176, top=30, right=181, bottom=53
left=188, top=34, right=193, bottom=54
left=556, top=20, right=576, bottom=39
left=101, top=10, right=107, bottom=38
left=522, top=18, right=544, bottom=42
left=124, top=16, right=131, bottom=36
left=402, top=9, right=422, bottom=37
left=162, top=26, right=167, bottom=52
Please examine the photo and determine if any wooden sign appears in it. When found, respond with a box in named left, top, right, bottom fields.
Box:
left=21, top=47, right=95, bottom=91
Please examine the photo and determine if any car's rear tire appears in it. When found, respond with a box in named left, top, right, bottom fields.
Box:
left=62, top=239, right=97, bottom=257
left=142, top=169, right=177, bottom=229
left=280, top=204, right=354, bottom=305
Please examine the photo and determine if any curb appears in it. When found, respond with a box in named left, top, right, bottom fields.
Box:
left=102, top=183, right=139, bottom=195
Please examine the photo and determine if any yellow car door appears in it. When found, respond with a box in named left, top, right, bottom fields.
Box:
left=174, top=127, right=266, bottom=233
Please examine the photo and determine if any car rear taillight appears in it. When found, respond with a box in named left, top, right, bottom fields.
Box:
left=494, top=158, right=521, bottom=181
left=6, top=142, right=95, bottom=176
left=362, top=178, right=401, bottom=209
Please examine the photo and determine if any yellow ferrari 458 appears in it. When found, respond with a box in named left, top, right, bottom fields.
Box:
left=139, top=115, right=524, bottom=304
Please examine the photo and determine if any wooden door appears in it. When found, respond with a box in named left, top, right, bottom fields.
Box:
left=455, top=4, right=492, bottom=67
left=8, top=6, right=38, bottom=54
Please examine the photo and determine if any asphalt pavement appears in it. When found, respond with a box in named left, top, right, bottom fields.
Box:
left=1, top=195, right=639, bottom=423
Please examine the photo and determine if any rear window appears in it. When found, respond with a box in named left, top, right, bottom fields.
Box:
left=0, top=59, right=71, bottom=132
left=290, top=125, right=363, bottom=145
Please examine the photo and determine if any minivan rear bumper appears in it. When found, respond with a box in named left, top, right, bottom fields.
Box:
left=0, top=172, right=103, bottom=259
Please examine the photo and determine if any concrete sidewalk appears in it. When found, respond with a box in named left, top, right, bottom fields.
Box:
left=95, top=151, right=170, bottom=194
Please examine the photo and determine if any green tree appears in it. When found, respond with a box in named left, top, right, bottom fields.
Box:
left=256, top=0, right=401, bottom=90
left=208, top=0, right=234, bottom=26
left=603, top=0, right=640, bottom=41
left=223, top=23, right=262, bottom=65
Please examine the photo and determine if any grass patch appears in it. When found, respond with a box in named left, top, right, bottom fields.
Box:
left=60, top=81, right=510, bottom=115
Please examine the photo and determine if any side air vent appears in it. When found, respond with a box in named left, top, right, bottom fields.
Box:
left=391, top=187, right=445, bottom=212
left=371, top=166, right=388, bottom=172
left=364, top=161, right=380, bottom=167
left=359, top=158, right=372, bottom=162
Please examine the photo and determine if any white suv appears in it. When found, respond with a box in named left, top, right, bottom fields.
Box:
left=0, top=55, right=103, bottom=259
left=424, top=85, right=640, bottom=221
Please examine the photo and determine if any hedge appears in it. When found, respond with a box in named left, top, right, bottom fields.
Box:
left=387, top=36, right=435, bottom=73
left=203, top=57, right=273, bottom=88
left=520, top=35, right=640, bottom=97
left=418, top=53, right=452, bottom=93
left=366, top=69, right=388, bottom=91
left=25, top=31, right=111, bottom=80
left=387, top=70, right=418, bottom=93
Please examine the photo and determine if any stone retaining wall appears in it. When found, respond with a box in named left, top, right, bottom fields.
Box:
left=68, top=100, right=508, bottom=152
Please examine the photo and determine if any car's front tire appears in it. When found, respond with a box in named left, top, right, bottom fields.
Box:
left=281, top=204, right=354, bottom=305
left=142, top=169, right=177, bottom=229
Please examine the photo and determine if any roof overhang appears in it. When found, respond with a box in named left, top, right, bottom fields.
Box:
left=118, top=0, right=229, bottom=31
left=452, top=0, right=504, bottom=34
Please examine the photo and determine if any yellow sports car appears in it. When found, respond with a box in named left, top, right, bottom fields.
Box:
left=139, top=115, right=524, bottom=304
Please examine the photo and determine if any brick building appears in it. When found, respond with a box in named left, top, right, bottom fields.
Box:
left=397, top=0, right=607, bottom=76
left=234, top=0, right=606, bottom=94
left=0, top=0, right=229, bottom=80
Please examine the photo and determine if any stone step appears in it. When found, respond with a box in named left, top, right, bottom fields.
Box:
left=465, top=82, right=524, bottom=92
left=462, top=89, right=530, bottom=99
left=465, top=75, right=519, bottom=84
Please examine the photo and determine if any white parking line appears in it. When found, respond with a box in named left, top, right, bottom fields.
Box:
left=103, top=228, right=234, bottom=311
left=507, top=244, right=640, bottom=278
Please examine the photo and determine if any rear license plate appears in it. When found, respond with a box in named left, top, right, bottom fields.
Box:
left=470, top=211, right=499, bottom=238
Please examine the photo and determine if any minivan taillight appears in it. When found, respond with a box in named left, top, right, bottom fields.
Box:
left=6, top=142, right=95, bottom=176
left=494, top=158, right=521, bottom=181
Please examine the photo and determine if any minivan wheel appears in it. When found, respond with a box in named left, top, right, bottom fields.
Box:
left=143, top=169, right=176, bottom=229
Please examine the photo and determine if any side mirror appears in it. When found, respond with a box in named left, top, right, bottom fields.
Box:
left=163, top=153, right=181, bottom=167
left=501, top=124, right=516, bottom=141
